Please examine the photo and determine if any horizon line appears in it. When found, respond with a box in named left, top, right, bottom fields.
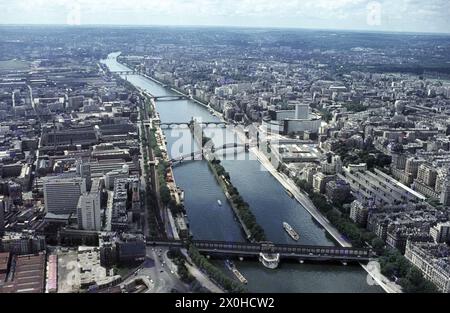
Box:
left=1, top=23, right=449, bottom=37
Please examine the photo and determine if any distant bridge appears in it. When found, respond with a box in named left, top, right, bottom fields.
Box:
left=150, top=95, right=189, bottom=101
left=146, top=239, right=374, bottom=263
left=159, top=121, right=227, bottom=129
left=113, top=70, right=137, bottom=75
left=169, top=143, right=250, bottom=164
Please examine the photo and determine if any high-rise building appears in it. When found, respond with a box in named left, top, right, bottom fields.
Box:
left=350, top=200, right=369, bottom=226
left=77, top=160, right=92, bottom=192
left=417, top=164, right=438, bottom=188
left=295, top=103, right=310, bottom=119
left=77, top=192, right=101, bottom=231
left=405, top=157, right=426, bottom=179
left=43, top=177, right=86, bottom=215
left=105, top=165, right=129, bottom=190
left=441, top=178, right=450, bottom=206
left=0, top=196, right=5, bottom=236
left=430, top=222, right=450, bottom=243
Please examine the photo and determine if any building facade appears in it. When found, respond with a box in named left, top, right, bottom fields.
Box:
left=43, top=177, right=86, bottom=215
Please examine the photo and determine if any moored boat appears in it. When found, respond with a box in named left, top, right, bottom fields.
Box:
left=225, top=260, right=248, bottom=284
left=286, top=189, right=294, bottom=198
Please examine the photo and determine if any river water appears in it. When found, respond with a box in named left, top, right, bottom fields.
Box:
left=102, top=53, right=382, bottom=293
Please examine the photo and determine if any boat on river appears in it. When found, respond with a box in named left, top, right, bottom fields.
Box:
left=225, top=260, right=248, bottom=284
left=283, top=222, right=300, bottom=241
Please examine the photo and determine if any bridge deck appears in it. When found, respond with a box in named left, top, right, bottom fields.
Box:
left=146, top=239, right=373, bottom=261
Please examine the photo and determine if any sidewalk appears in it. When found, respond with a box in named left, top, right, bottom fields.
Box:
left=181, top=249, right=224, bottom=293
left=361, top=261, right=403, bottom=293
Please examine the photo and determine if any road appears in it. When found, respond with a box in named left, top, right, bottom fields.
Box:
left=138, top=94, right=166, bottom=238
left=138, top=105, right=150, bottom=237
left=122, top=247, right=189, bottom=293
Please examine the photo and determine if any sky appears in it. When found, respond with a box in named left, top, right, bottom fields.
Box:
left=0, top=0, right=449, bottom=34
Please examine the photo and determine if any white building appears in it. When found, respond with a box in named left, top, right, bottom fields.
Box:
left=43, top=177, right=86, bottom=215
left=430, top=222, right=450, bottom=243
left=405, top=241, right=450, bottom=293
left=350, top=200, right=369, bottom=226
left=77, top=192, right=101, bottom=231
left=263, top=103, right=322, bottom=135
left=105, top=165, right=129, bottom=190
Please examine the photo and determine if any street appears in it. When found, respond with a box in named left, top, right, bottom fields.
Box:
left=121, top=246, right=189, bottom=293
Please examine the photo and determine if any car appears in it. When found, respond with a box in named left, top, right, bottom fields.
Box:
left=170, top=270, right=175, bottom=274
left=160, top=270, right=164, bottom=273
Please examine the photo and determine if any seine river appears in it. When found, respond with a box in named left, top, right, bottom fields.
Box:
left=102, top=53, right=382, bottom=293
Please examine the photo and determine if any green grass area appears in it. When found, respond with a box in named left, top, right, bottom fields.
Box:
left=0, top=59, right=30, bottom=71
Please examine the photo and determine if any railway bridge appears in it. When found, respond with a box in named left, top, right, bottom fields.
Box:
left=146, top=239, right=374, bottom=263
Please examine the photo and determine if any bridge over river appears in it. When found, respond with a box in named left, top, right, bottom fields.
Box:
left=169, top=143, right=251, bottom=164
left=146, top=239, right=374, bottom=266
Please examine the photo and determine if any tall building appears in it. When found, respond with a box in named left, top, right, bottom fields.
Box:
left=43, top=177, right=86, bottom=215
left=430, top=222, right=450, bottom=243
left=76, top=160, right=92, bottom=192
left=441, top=178, right=450, bottom=206
left=77, top=192, right=101, bottom=231
left=105, top=165, right=129, bottom=190
left=295, top=103, right=310, bottom=119
left=0, top=196, right=5, bottom=236
left=417, top=164, right=438, bottom=188
left=405, top=157, right=426, bottom=179
left=350, top=200, right=369, bottom=226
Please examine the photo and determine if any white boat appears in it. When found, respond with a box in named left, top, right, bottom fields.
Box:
left=217, top=200, right=222, bottom=206
left=259, top=253, right=280, bottom=269
left=283, top=222, right=300, bottom=241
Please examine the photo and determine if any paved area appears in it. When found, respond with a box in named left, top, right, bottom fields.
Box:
left=361, top=261, right=403, bottom=294
left=125, top=247, right=190, bottom=293
left=57, top=250, right=80, bottom=293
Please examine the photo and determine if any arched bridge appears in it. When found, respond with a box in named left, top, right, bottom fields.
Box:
left=145, top=239, right=374, bottom=263
left=169, top=143, right=251, bottom=164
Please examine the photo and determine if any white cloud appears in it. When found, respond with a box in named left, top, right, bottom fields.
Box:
left=0, top=0, right=448, bottom=33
